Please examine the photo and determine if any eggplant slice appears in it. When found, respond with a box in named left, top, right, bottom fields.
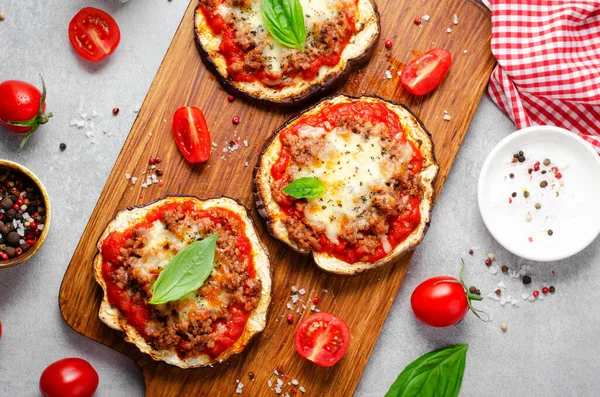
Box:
left=94, top=196, right=272, bottom=368
left=194, top=0, right=380, bottom=107
left=253, top=95, right=439, bottom=275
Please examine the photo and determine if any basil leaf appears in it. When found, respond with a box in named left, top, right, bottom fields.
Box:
left=149, top=233, right=218, bottom=305
left=385, top=344, right=468, bottom=397
left=261, top=0, right=306, bottom=50
left=282, top=177, right=325, bottom=199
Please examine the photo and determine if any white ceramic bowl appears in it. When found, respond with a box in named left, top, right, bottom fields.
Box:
left=478, top=126, right=600, bottom=261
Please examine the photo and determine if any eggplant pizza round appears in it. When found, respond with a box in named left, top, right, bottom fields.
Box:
left=254, top=95, right=438, bottom=274
left=194, top=0, right=380, bottom=106
left=94, top=196, right=271, bottom=368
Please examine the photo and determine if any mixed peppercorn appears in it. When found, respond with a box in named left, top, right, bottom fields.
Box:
left=0, top=168, right=47, bottom=261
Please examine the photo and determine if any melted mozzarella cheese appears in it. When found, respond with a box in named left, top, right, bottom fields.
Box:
left=216, top=0, right=349, bottom=78
left=289, top=126, right=411, bottom=243
left=127, top=220, right=221, bottom=314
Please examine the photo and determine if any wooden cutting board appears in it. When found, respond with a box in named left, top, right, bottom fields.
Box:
left=59, top=0, right=494, bottom=395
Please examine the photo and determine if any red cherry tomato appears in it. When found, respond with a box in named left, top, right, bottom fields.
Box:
left=410, top=276, right=468, bottom=327
left=401, top=48, right=452, bottom=96
left=172, top=106, right=211, bottom=163
left=68, top=7, right=121, bottom=62
left=0, top=79, right=51, bottom=134
left=39, top=358, right=99, bottom=397
left=294, top=312, right=350, bottom=367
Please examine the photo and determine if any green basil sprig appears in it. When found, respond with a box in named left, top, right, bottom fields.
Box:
left=282, top=177, right=325, bottom=199
left=261, top=0, right=306, bottom=50
left=385, top=344, right=468, bottom=397
left=150, top=233, right=218, bottom=305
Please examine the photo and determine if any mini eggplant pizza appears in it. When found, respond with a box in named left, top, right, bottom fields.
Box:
left=254, top=95, right=438, bottom=274
left=93, top=196, right=271, bottom=368
left=194, top=0, right=380, bottom=106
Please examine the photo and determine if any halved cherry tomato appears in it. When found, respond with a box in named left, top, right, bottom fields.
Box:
left=39, top=358, right=99, bottom=397
left=172, top=106, right=211, bottom=163
left=68, top=7, right=121, bottom=62
left=401, top=48, right=452, bottom=96
left=294, top=312, right=350, bottom=367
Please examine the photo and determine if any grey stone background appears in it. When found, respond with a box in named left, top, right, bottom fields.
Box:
left=1, top=1, right=599, bottom=396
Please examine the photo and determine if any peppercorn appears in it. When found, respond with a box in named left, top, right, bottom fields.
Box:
left=501, top=323, right=508, bottom=332
left=535, top=203, right=541, bottom=210
left=227, top=95, right=235, bottom=102
left=524, top=191, right=530, bottom=198
left=4, top=246, right=16, bottom=258
left=155, top=169, right=164, bottom=176
left=468, top=249, right=473, bottom=255
left=501, top=265, right=509, bottom=273
left=469, top=286, right=477, bottom=294
left=277, top=365, right=284, bottom=374
left=543, top=158, right=551, bottom=166
left=6, top=231, right=20, bottom=247
left=495, top=289, right=501, bottom=295
left=518, top=155, right=525, bottom=162
left=248, top=372, right=255, bottom=381
left=112, top=107, right=120, bottom=115
left=485, top=258, right=492, bottom=266
left=232, top=116, right=241, bottom=125
left=549, top=286, right=555, bottom=293
left=4, top=208, right=16, bottom=220
left=523, top=275, right=532, bottom=285
left=528, top=168, right=533, bottom=174
left=511, top=192, right=517, bottom=197
left=59, top=143, right=67, bottom=151
left=287, top=314, right=294, bottom=324
left=476, top=289, right=481, bottom=296
left=540, top=180, right=548, bottom=188
left=518, top=150, right=524, bottom=156
left=541, top=170, right=547, bottom=174
left=509, top=173, right=514, bottom=179
left=547, top=229, right=553, bottom=236
left=0, top=197, right=13, bottom=210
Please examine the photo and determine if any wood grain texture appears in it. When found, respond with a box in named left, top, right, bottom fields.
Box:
left=59, top=0, right=495, bottom=395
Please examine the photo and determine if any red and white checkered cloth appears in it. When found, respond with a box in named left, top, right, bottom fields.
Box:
left=485, top=0, right=600, bottom=153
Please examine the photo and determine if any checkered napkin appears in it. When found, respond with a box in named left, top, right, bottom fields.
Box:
left=484, top=0, right=600, bottom=153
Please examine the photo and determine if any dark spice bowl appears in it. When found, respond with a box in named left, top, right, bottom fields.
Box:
left=0, top=160, right=51, bottom=269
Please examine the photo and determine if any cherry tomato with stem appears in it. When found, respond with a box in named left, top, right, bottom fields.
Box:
left=0, top=77, right=52, bottom=149
left=401, top=48, right=452, bottom=96
left=68, top=7, right=120, bottom=62
left=39, top=358, right=99, bottom=397
left=410, top=260, right=487, bottom=327
left=172, top=106, right=211, bottom=163
left=294, top=312, right=350, bottom=367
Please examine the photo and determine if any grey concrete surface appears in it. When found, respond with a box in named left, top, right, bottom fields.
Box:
left=1, top=1, right=599, bottom=396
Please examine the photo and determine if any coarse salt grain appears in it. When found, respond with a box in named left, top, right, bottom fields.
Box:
left=463, top=49, right=468, bottom=53
left=422, top=14, right=430, bottom=21
left=80, top=113, right=88, bottom=119
left=125, top=173, right=131, bottom=180
left=131, top=177, right=138, bottom=185
left=77, top=120, right=85, bottom=128
left=453, top=14, right=459, bottom=24
left=92, top=110, right=98, bottom=117
left=446, top=27, right=452, bottom=33
left=243, top=140, right=248, bottom=147
left=292, top=379, right=299, bottom=385
left=298, top=288, right=306, bottom=295
left=384, top=70, right=392, bottom=79
left=291, top=294, right=299, bottom=303
left=299, top=386, right=306, bottom=393
left=70, top=119, right=79, bottom=126
left=443, top=114, right=451, bottom=121
left=245, top=161, right=249, bottom=167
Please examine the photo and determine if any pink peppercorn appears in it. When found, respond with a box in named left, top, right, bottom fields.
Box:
left=533, top=290, right=540, bottom=298
left=542, top=287, right=549, bottom=294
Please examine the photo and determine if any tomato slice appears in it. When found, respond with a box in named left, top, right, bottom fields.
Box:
left=401, top=48, right=452, bottom=96
left=68, top=7, right=121, bottom=62
left=294, top=312, right=350, bottom=367
left=172, top=106, right=211, bottom=163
